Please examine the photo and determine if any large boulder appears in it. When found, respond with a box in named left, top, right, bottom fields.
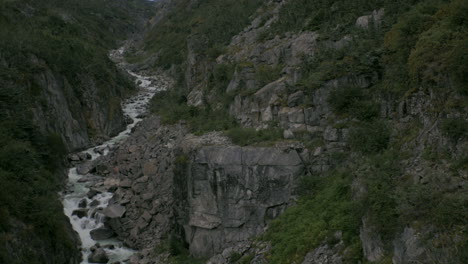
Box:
left=88, top=248, right=109, bottom=263
left=103, top=204, right=126, bottom=218
left=90, top=227, right=115, bottom=240
left=72, top=209, right=88, bottom=218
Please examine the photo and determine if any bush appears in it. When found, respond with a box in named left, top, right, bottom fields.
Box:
left=263, top=170, right=361, bottom=264
left=226, top=127, right=283, bottom=146
left=348, top=121, right=390, bottom=154
left=150, top=90, right=238, bottom=134
left=440, top=118, right=467, bottom=141
left=328, top=85, right=379, bottom=120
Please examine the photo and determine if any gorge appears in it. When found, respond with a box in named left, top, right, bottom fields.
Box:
left=0, top=0, right=467, bottom=264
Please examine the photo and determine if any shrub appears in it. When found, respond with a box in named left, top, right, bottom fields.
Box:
left=440, top=118, right=467, bottom=141
left=348, top=121, right=390, bottom=154
left=328, top=85, right=379, bottom=120
left=263, top=170, right=361, bottom=264
left=226, top=127, right=283, bottom=146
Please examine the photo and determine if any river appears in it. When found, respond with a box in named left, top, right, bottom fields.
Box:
left=62, top=53, right=166, bottom=263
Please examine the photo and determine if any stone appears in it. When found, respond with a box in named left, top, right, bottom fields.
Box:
left=323, top=127, right=339, bottom=142
left=360, top=216, right=385, bottom=262
left=287, top=90, right=304, bottom=107
left=128, top=145, right=138, bottom=153
left=68, top=154, right=80, bottom=162
left=90, top=200, right=100, bottom=207
left=356, top=8, right=385, bottom=29
left=120, top=179, right=132, bottom=188
left=72, top=209, right=88, bottom=218
left=103, top=204, right=126, bottom=218
left=393, top=228, right=427, bottom=264
left=78, top=199, right=87, bottom=208
left=77, top=152, right=89, bottom=161
left=283, top=129, right=295, bottom=139
left=90, top=227, right=115, bottom=240
left=77, top=162, right=95, bottom=175
left=88, top=248, right=109, bottom=263
left=87, top=189, right=101, bottom=199
left=96, top=164, right=109, bottom=175
left=187, top=89, right=204, bottom=107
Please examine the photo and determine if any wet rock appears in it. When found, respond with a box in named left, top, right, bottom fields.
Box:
left=103, top=244, right=115, bottom=250
left=78, top=199, right=87, bottom=208
left=90, top=227, right=115, bottom=240
left=87, top=189, right=101, bottom=199
left=90, top=200, right=100, bottom=207
left=78, top=152, right=90, bottom=161
left=72, top=209, right=88, bottom=218
left=77, top=162, right=95, bottom=175
left=88, top=248, right=109, bottom=263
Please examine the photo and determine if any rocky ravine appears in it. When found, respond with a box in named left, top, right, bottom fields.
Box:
left=84, top=116, right=308, bottom=263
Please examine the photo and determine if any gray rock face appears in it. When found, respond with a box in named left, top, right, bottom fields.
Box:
left=185, top=146, right=304, bottom=257
left=360, top=216, right=385, bottom=262
left=20, top=54, right=130, bottom=152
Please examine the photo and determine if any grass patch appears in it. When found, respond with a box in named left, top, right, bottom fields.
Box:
left=226, top=127, right=283, bottom=146
left=263, top=170, right=362, bottom=264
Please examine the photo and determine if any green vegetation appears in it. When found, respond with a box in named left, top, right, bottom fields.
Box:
left=140, top=0, right=263, bottom=68
left=264, top=170, right=362, bottom=264
left=328, top=85, right=380, bottom=120
left=440, top=118, right=467, bottom=141
left=225, top=127, right=283, bottom=146
left=348, top=121, right=390, bottom=154
left=0, top=0, right=152, bottom=262
left=150, top=89, right=237, bottom=135
left=154, top=236, right=205, bottom=264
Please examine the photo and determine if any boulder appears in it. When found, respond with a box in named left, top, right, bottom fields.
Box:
left=90, top=200, right=100, bottom=207
left=72, top=209, right=88, bottom=218
left=77, top=162, right=95, bottom=175
left=119, top=179, right=132, bottom=188
left=68, top=154, right=80, bottom=162
left=87, top=189, right=101, bottom=199
left=88, top=248, right=109, bottom=263
left=283, top=129, right=295, bottom=139
left=90, top=227, right=115, bottom=240
left=78, top=199, right=87, bottom=208
left=103, top=204, right=126, bottom=218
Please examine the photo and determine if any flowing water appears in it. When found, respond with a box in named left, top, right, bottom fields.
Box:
left=62, top=61, right=166, bottom=263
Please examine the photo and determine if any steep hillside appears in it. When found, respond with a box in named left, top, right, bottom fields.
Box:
left=0, top=0, right=153, bottom=263
left=120, top=0, right=467, bottom=263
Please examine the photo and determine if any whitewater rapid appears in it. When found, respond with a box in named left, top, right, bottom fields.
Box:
left=62, top=68, right=166, bottom=263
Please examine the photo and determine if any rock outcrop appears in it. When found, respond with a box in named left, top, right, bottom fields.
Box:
left=93, top=116, right=307, bottom=260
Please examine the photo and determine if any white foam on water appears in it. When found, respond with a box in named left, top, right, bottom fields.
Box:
left=62, top=64, right=166, bottom=264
